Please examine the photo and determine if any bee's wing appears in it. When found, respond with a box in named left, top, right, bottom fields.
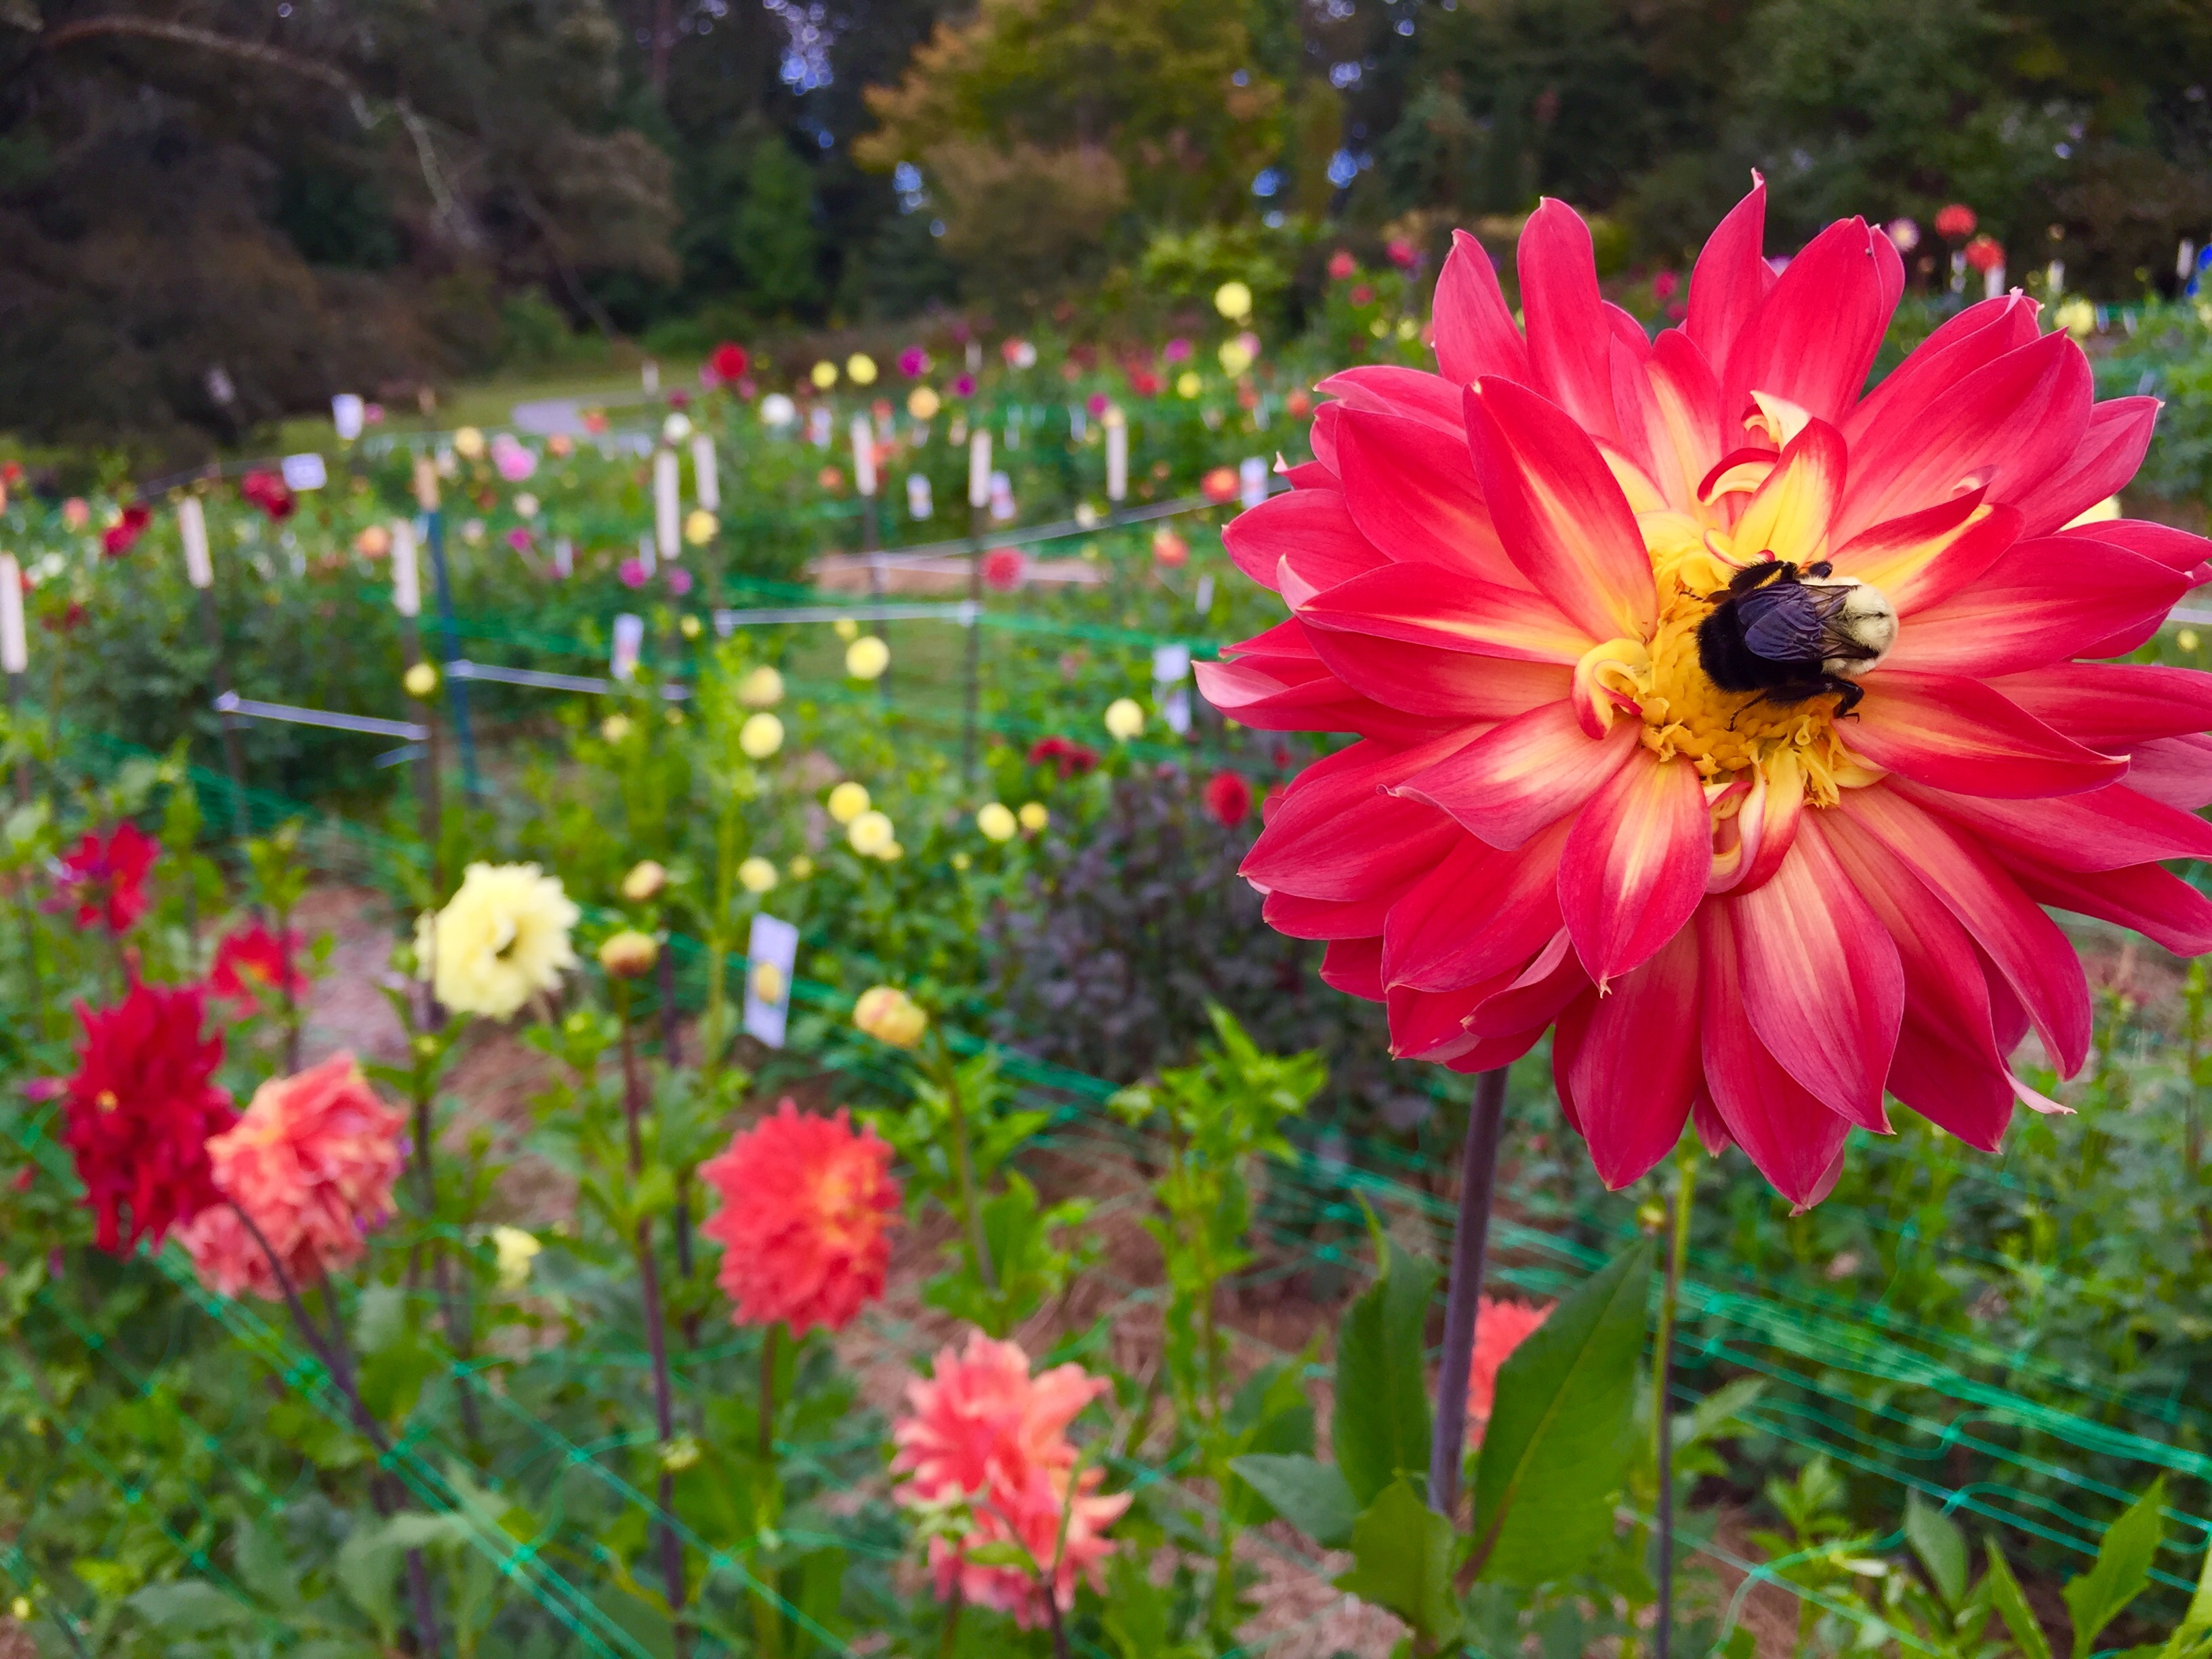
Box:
left=1803, top=583, right=1885, bottom=661
left=1737, top=585, right=1824, bottom=664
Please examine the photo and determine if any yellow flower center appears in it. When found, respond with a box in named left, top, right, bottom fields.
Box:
left=1574, top=520, right=1885, bottom=811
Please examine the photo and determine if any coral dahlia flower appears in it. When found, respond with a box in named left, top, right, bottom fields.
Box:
left=696, top=1101, right=900, bottom=1334
left=60, top=981, right=234, bottom=1253
left=1465, top=1296, right=1553, bottom=1429
left=52, top=821, right=158, bottom=934
left=1200, top=180, right=2212, bottom=1205
left=177, top=1052, right=409, bottom=1298
left=893, top=1332, right=1128, bottom=1629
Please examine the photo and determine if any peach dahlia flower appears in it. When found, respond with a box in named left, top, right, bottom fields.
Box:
left=1201, top=180, right=2212, bottom=1206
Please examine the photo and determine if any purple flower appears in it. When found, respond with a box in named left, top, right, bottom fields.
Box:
left=665, top=567, right=693, bottom=596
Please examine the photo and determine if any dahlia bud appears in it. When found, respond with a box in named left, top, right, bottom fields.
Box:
left=598, top=929, right=659, bottom=979
left=977, top=802, right=1017, bottom=842
left=827, top=781, right=870, bottom=823
left=621, top=860, right=667, bottom=903
left=739, top=856, right=778, bottom=893
left=737, top=665, right=785, bottom=708
left=403, top=662, right=439, bottom=699
left=1104, top=697, right=1144, bottom=741
left=739, top=712, right=785, bottom=759
left=853, top=985, right=928, bottom=1049
left=846, top=635, right=890, bottom=681
left=1017, top=802, right=1048, bottom=832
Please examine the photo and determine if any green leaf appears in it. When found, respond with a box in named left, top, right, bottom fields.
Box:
left=2065, top=1480, right=2167, bottom=1659
left=1987, top=1543, right=2055, bottom=1659
left=127, top=1580, right=254, bottom=1633
left=1907, top=1496, right=1969, bottom=1611
left=1469, top=1240, right=1654, bottom=1586
left=1230, top=1454, right=1358, bottom=1549
left=1334, top=1477, right=1461, bottom=1644
left=1332, top=1225, right=1435, bottom=1507
left=1681, top=1375, right=1767, bottom=1450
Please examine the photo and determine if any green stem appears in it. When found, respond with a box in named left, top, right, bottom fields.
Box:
left=934, top=1036, right=994, bottom=1290
left=701, top=793, right=740, bottom=1079
left=1652, top=1144, right=1701, bottom=1659
left=935, top=1587, right=962, bottom=1659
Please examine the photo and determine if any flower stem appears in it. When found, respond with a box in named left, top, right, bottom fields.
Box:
left=617, top=985, right=687, bottom=1634
left=1427, top=1065, right=1509, bottom=1520
left=933, top=1036, right=994, bottom=1290
left=1653, top=1144, right=1700, bottom=1659
left=758, top=1323, right=778, bottom=1464
left=936, top=1588, right=963, bottom=1659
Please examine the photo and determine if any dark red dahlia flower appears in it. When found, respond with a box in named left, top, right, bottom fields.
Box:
left=60, top=981, right=234, bottom=1254
left=53, top=821, right=157, bottom=934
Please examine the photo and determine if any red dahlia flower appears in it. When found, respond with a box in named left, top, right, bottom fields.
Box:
left=1204, top=769, right=1254, bottom=827
left=696, top=1100, right=900, bottom=1334
left=239, top=470, right=295, bottom=522
left=53, top=821, right=158, bottom=934
left=981, top=546, right=1027, bottom=590
left=710, top=341, right=750, bottom=383
left=208, top=921, right=300, bottom=1006
left=60, top=981, right=235, bottom=1252
left=1199, top=180, right=2212, bottom=1206
left=1934, top=203, right=1978, bottom=241
left=1027, top=735, right=1099, bottom=778
left=101, top=503, right=151, bottom=558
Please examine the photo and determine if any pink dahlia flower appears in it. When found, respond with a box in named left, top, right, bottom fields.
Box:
left=696, top=1101, right=900, bottom=1335
left=178, top=1052, right=409, bottom=1298
left=1198, top=180, right=2212, bottom=1206
left=893, top=1332, right=1128, bottom=1629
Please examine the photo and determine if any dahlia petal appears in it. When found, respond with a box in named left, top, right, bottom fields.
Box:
left=1465, top=928, right=1589, bottom=1038
left=1828, top=493, right=2017, bottom=617
left=1395, top=701, right=1637, bottom=848
left=1729, top=820, right=1902, bottom=1130
left=2119, top=734, right=2212, bottom=811
left=1848, top=672, right=2127, bottom=798
left=2074, top=517, right=2212, bottom=575
left=1264, top=888, right=1397, bottom=941
left=1882, top=537, right=2196, bottom=677
left=1304, top=628, right=1572, bottom=722
left=1843, top=295, right=2041, bottom=451
left=1244, top=787, right=1462, bottom=903
left=1432, top=229, right=1533, bottom=388
left=1605, top=340, right=1665, bottom=495
left=1816, top=812, right=2014, bottom=1150
left=1279, top=458, right=1337, bottom=491
left=1296, top=560, right=1588, bottom=664
left=1557, top=754, right=1711, bottom=987
left=1838, top=329, right=2093, bottom=542
left=1729, top=218, right=1891, bottom=427
left=1517, top=199, right=1620, bottom=443
left=1696, top=903, right=1854, bottom=1206
left=1683, top=176, right=1771, bottom=376
left=1194, top=656, right=1444, bottom=744
left=2015, top=397, right=2160, bottom=539
left=1221, top=487, right=1380, bottom=593
left=1992, top=661, right=2212, bottom=745
left=1730, top=418, right=1847, bottom=567
left=1891, top=776, right=2212, bottom=871
left=1690, top=1090, right=1734, bottom=1155
left=1465, top=377, right=1658, bottom=642
left=1642, top=331, right=1728, bottom=513
left=1559, top=925, right=1701, bottom=1188
left=1334, top=409, right=1523, bottom=587
left=1315, top=365, right=1468, bottom=436
left=2006, top=860, right=2212, bottom=958
left=1441, top=1030, right=1553, bottom=1075
left=1833, top=785, right=2090, bottom=1076
left=1321, top=937, right=1384, bottom=1001
left=1310, top=400, right=1344, bottom=472
left=1382, top=820, right=1570, bottom=991
left=1387, top=979, right=1496, bottom=1061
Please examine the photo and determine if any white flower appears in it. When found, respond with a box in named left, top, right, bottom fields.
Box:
left=1104, top=698, right=1145, bottom=741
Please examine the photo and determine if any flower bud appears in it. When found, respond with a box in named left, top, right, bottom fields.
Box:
left=597, top=929, right=659, bottom=979
left=403, top=662, right=439, bottom=699
left=684, top=508, right=718, bottom=546
left=853, top=985, right=928, bottom=1048
left=739, top=855, right=778, bottom=893
left=737, top=665, right=785, bottom=707
left=827, top=780, right=870, bottom=823
left=601, top=713, right=633, bottom=743
left=977, top=802, right=1017, bottom=842
left=848, top=809, right=895, bottom=857
left=788, top=855, right=815, bottom=880
left=739, top=712, right=785, bottom=759
left=1017, top=802, right=1048, bottom=832
left=621, top=860, right=666, bottom=903
left=1104, top=697, right=1144, bottom=741
left=846, top=635, right=890, bottom=680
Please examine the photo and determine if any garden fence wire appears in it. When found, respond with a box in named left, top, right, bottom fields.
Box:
left=10, top=689, right=2212, bottom=1655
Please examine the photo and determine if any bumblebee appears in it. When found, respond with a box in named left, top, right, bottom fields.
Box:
left=1695, top=560, right=1898, bottom=718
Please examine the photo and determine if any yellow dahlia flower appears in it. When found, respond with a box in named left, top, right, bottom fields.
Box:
left=415, top=863, right=579, bottom=1019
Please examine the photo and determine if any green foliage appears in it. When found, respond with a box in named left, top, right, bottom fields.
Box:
left=1334, top=1477, right=1462, bottom=1646
left=1330, top=1225, right=1436, bottom=1509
